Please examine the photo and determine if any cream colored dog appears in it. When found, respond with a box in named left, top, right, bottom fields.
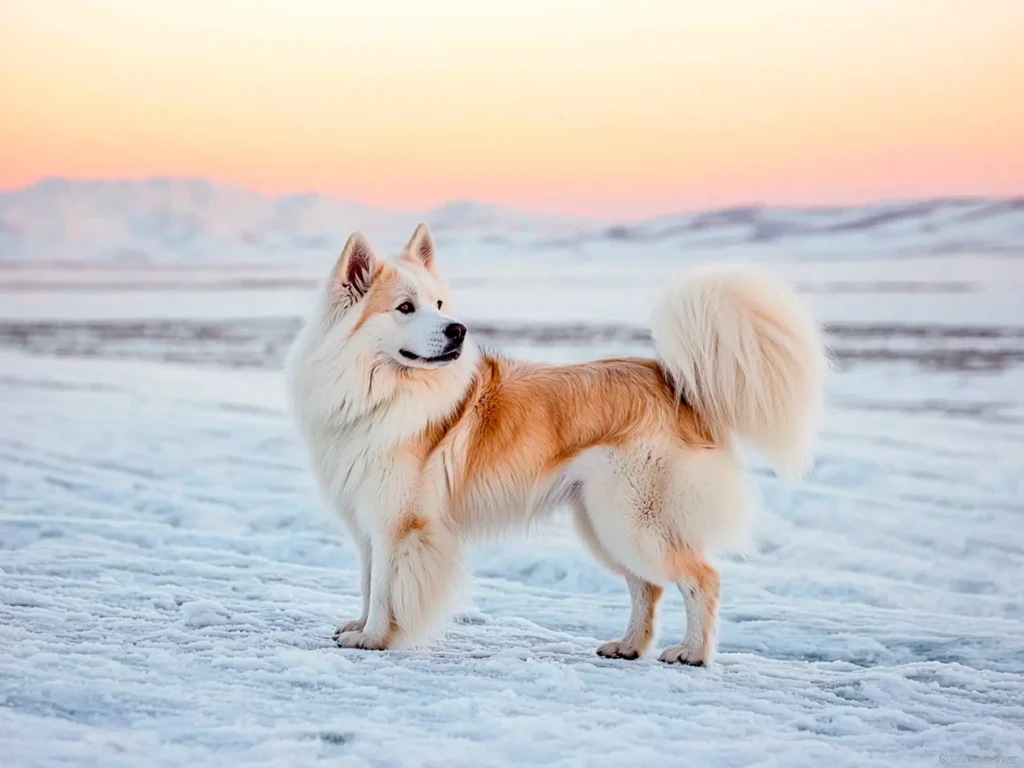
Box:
left=286, top=225, right=826, bottom=666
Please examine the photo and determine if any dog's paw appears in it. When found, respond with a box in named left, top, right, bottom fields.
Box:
left=658, top=644, right=709, bottom=667
left=334, top=630, right=388, bottom=651
left=332, top=619, right=366, bottom=640
left=596, top=639, right=644, bottom=660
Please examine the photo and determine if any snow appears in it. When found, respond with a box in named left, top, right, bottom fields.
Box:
left=2, top=354, right=1023, bottom=765
left=2, top=183, right=1024, bottom=766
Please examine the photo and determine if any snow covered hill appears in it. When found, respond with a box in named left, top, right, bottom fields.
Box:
left=1, top=178, right=1022, bottom=264
left=0, top=179, right=590, bottom=264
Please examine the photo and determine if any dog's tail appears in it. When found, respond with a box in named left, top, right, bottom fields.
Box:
left=650, top=264, right=827, bottom=480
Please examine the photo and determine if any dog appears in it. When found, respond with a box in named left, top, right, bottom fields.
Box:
left=285, top=224, right=826, bottom=666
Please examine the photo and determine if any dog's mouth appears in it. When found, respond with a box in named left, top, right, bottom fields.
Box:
left=398, top=346, right=463, bottom=365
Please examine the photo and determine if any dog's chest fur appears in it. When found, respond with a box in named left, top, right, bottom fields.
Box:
left=297, top=402, right=432, bottom=534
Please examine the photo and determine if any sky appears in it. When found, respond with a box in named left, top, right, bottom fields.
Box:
left=2, top=0, right=1023, bottom=218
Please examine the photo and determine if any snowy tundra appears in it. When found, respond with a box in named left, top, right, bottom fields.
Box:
left=1, top=183, right=1022, bottom=766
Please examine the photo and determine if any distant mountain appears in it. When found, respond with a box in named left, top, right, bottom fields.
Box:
left=0, top=178, right=1021, bottom=263
left=558, top=198, right=1024, bottom=256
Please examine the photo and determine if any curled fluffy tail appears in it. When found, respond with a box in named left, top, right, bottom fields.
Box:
left=650, top=264, right=827, bottom=479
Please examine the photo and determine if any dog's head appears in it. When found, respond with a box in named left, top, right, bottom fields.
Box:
left=290, top=224, right=477, bottom=426
left=328, top=223, right=469, bottom=370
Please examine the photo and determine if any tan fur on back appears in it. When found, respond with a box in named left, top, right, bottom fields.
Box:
left=404, top=355, right=716, bottom=533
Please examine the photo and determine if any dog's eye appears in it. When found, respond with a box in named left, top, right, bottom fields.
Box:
left=436, top=300, right=443, bottom=309
left=396, top=301, right=415, bottom=314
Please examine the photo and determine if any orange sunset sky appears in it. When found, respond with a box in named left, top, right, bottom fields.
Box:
left=2, top=0, right=1023, bottom=218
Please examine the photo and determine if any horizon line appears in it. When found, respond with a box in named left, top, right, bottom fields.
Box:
left=3, top=174, right=1022, bottom=224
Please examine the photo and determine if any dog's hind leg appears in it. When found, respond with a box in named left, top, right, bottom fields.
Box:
left=572, top=445, right=740, bottom=666
left=659, top=547, right=720, bottom=667
left=572, top=500, right=663, bottom=660
left=597, top=573, right=663, bottom=660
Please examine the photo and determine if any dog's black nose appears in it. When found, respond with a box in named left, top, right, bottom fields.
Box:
left=444, top=322, right=467, bottom=343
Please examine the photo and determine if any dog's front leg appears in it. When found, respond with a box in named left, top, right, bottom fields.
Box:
left=334, top=509, right=462, bottom=651
left=332, top=531, right=371, bottom=639
left=334, top=530, right=394, bottom=650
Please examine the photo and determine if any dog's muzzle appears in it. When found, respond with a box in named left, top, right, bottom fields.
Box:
left=399, top=323, right=467, bottom=364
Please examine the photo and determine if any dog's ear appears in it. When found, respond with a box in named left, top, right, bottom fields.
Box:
left=332, top=232, right=377, bottom=305
left=402, top=223, right=435, bottom=272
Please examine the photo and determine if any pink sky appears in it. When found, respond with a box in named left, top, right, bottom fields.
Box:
left=2, top=0, right=1023, bottom=217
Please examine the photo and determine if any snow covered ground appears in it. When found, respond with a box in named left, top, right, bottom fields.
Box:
left=2, top=186, right=1024, bottom=766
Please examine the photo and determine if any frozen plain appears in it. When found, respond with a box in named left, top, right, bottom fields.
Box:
left=2, top=187, right=1024, bottom=767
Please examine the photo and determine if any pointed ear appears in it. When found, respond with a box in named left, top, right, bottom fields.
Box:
left=402, top=223, right=435, bottom=271
left=331, top=232, right=377, bottom=305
